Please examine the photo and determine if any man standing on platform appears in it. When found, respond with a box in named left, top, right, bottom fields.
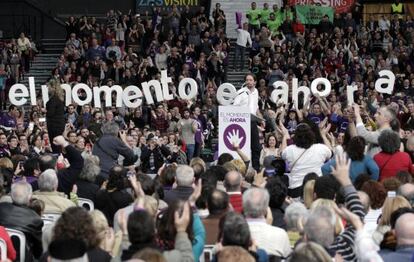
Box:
left=233, top=73, right=261, bottom=171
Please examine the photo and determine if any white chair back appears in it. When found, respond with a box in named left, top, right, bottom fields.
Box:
left=0, top=238, right=7, bottom=261
left=41, top=212, right=61, bottom=221
left=201, top=245, right=215, bottom=262
left=6, top=228, right=26, bottom=262
left=78, top=198, right=94, bottom=211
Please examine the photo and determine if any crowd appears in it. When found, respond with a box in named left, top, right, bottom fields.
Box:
left=0, top=1, right=413, bottom=262
left=0, top=32, right=38, bottom=110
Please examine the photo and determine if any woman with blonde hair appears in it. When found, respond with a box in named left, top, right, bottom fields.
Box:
left=289, top=242, right=332, bottom=262
left=372, top=196, right=411, bottom=245
left=46, top=80, right=66, bottom=153
left=310, top=199, right=344, bottom=236
left=303, top=180, right=316, bottom=209
left=90, top=209, right=121, bottom=257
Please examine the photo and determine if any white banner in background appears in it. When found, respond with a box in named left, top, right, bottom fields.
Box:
left=219, top=106, right=251, bottom=160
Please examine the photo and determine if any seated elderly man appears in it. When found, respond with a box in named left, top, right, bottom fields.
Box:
left=243, top=187, right=292, bottom=258
left=33, top=169, right=75, bottom=213
left=0, top=181, right=43, bottom=260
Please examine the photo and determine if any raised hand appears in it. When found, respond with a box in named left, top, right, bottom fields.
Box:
left=330, top=152, right=351, bottom=186
left=174, top=202, right=191, bottom=233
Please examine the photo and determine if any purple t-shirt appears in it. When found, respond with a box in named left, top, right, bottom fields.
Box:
left=0, top=113, right=16, bottom=128
left=307, top=113, right=325, bottom=125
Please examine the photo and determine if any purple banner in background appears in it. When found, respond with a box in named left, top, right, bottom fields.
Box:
left=236, top=12, right=242, bottom=28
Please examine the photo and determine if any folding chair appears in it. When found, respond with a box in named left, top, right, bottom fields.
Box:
left=0, top=238, right=6, bottom=261
left=41, top=212, right=61, bottom=221
left=6, top=228, right=26, bottom=262
left=78, top=198, right=94, bottom=211
left=201, top=245, right=215, bottom=262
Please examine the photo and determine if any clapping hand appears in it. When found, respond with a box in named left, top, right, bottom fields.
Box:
left=330, top=153, right=351, bottom=186
left=175, top=202, right=191, bottom=233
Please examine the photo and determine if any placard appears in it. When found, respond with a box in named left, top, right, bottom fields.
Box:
left=218, top=106, right=251, bottom=160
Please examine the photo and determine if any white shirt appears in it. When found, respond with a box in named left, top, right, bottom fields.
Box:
left=236, top=29, right=252, bottom=47
left=247, top=218, right=292, bottom=257
left=233, top=87, right=258, bottom=115
left=363, top=208, right=381, bottom=237
left=282, top=144, right=332, bottom=189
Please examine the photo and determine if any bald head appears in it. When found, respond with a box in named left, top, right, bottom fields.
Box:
left=224, top=171, right=242, bottom=192
left=357, top=191, right=370, bottom=214
left=395, top=213, right=414, bottom=246
left=397, top=184, right=414, bottom=204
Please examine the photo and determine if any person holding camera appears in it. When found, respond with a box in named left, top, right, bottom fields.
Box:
left=140, top=133, right=171, bottom=175
left=92, top=122, right=137, bottom=179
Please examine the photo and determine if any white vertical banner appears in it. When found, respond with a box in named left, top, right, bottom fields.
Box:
left=219, top=106, right=251, bottom=160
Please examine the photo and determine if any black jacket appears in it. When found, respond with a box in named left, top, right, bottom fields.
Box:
left=46, top=95, right=65, bottom=130
left=0, top=202, right=43, bottom=261
left=32, top=145, right=83, bottom=196
left=140, top=145, right=171, bottom=174
left=163, top=186, right=194, bottom=206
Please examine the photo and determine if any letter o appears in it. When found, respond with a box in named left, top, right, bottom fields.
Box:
left=72, top=83, right=93, bottom=105
left=310, top=77, right=331, bottom=97
left=178, top=78, right=198, bottom=100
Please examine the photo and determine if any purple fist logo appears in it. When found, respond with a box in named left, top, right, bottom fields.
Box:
left=223, top=124, right=246, bottom=151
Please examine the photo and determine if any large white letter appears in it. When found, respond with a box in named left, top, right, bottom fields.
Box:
left=271, top=81, right=289, bottom=105
left=9, top=84, right=29, bottom=106
left=122, top=85, right=143, bottom=108
left=346, top=85, right=358, bottom=106
left=141, top=80, right=164, bottom=105
left=375, top=70, right=395, bottom=95
left=160, top=70, right=174, bottom=101
left=93, top=85, right=123, bottom=107
left=217, top=83, right=237, bottom=106
left=178, top=78, right=197, bottom=100
left=28, top=77, right=37, bottom=105
left=41, top=84, right=49, bottom=107
left=310, top=77, right=331, bottom=97
left=60, top=84, right=72, bottom=106
left=292, top=78, right=311, bottom=109
left=72, top=83, right=93, bottom=106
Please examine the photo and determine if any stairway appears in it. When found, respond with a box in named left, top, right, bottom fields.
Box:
left=20, top=39, right=65, bottom=88
left=225, top=39, right=251, bottom=88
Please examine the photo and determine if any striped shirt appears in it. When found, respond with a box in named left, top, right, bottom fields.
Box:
left=330, top=185, right=366, bottom=261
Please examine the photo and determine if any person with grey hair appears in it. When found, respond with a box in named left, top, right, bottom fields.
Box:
left=0, top=181, right=44, bottom=260
left=373, top=129, right=413, bottom=181
left=304, top=206, right=336, bottom=250
left=284, top=202, right=308, bottom=245
left=163, top=165, right=194, bottom=205
left=92, top=121, right=137, bottom=178
left=33, top=169, right=75, bottom=213
left=397, top=183, right=414, bottom=206
left=76, top=155, right=101, bottom=203
left=353, top=105, right=397, bottom=156
left=243, top=187, right=292, bottom=258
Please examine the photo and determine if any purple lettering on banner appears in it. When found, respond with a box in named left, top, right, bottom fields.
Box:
left=223, top=124, right=246, bottom=151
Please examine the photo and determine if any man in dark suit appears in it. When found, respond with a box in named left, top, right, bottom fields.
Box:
left=0, top=181, right=43, bottom=261
left=37, top=136, right=84, bottom=195
left=163, top=165, right=194, bottom=206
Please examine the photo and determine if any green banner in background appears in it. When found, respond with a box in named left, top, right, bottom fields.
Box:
left=296, top=5, right=334, bottom=25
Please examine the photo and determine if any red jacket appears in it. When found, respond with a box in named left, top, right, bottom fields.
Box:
left=228, top=192, right=243, bottom=213
left=0, top=226, right=16, bottom=261
left=374, top=151, right=413, bottom=181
